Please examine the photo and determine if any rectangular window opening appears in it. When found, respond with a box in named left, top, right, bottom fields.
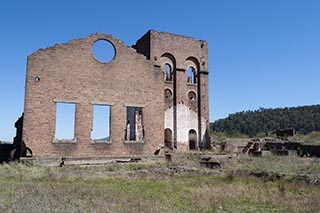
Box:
left=91, top=105, right=111, bottom=142
left=125, top=107, right=144, bottom=141
left=55, top=102, right=76, bottom=141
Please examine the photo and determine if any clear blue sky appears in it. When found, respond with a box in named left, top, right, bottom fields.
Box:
left=0, top=0, right=319, bottom=141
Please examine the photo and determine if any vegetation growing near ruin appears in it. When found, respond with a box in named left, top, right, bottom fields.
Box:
left=223, top=155, right=320, bottom=179
left=211, top=104, right=320, bottom=137
left=209, top=130, right=320, bottom=150
left=1, top=154, right=320, bottom=212
left=290, top=131, right=320, bottom=145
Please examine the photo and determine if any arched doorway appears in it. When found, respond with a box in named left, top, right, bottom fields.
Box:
left=164, top=128, right=172, bottom=148
left=189, top=129, right=197, bottom=150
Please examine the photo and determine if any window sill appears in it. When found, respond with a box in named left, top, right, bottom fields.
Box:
left=92, top=139, right=112, bottom=144
left=164, top=81, right=173, bottom=84
left=187, top=83, right=197, bottom=86
left=53, top=139, right=76, bottom=144
left=124, top=141, right=144, bottom=144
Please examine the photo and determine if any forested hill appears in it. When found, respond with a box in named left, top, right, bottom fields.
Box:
left=211, top=105, right=320, bottom=137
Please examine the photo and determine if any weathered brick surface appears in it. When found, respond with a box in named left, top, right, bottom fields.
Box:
left=23, top=30, right=209, bottom=157
left=135, top=30, right=209, bottom=150
left=23, top=33, right=164, bottom=157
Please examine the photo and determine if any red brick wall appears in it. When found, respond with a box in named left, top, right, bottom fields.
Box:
left=134, top=30, right=209, bottom=150
left=23, top=33, right=164, bottom=158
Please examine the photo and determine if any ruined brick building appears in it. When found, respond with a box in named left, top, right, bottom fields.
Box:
left=22, top=30, right=209, bottom=158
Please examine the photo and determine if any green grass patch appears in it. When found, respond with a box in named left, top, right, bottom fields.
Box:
left=0, top=164, right=320, bottom=212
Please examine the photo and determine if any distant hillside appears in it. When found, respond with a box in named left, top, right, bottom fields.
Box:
left=211, top=105, right=320, bottom=137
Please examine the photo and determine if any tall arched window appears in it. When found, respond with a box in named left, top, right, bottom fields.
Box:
left=164, top=128, right=173, bottom=148
left=189, top=129, right=197, bottom=150
left=187, top=66, right=196, bottom=84
left=165, top=63, right=173, bottom=81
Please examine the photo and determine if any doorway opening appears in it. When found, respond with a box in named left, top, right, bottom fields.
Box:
left=189, top=129, right=197, bottom=150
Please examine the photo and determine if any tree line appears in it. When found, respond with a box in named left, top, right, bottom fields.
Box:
left=210, top=105, right=320, bottom=137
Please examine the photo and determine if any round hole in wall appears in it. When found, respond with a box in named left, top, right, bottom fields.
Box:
left=164, top=88, right=173, bottom=100
left=188, top=91, right=197, bottom=101
left=34, top=76, right=40, bottom=82
left=92, top=39, right=115, bottom=63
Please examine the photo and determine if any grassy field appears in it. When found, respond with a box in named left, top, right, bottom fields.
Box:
left=0, top=155, right=320, bottom=212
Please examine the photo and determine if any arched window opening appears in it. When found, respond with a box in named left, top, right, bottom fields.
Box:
left=165, top=64, right=173, bottom=81
left=164, top=128, right=173, bottom=148
left=189, top=129, right=197, bottom=150
left=187, top=66, right=197, bottom=84
left=188, top=91, right=197, bottom=101
left=164, top=88, right=173, bottom=100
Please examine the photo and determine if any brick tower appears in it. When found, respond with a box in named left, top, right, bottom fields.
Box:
left=134, top=30, right=209, bottom=151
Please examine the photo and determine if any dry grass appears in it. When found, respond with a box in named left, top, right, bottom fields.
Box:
left=0, top=155, right=320, bottom=212
left=222, top=155, right=320, bottom=178
left=290, top=131, right=320, bottom=145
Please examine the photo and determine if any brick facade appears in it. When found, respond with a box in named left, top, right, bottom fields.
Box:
left=134, top=30, right=209, bottom=151
left=22, top=30, right=209, bottom=158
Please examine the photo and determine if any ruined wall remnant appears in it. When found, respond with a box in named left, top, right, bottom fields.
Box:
left=0, top=114, right=32, bottom=162
left=134, top=30, right=209, bottom=151
left=23, top=33, right=164, bottom=158
left=276, top=129, right=295, bottom=138
left=23, top=30, right=210, bottom=158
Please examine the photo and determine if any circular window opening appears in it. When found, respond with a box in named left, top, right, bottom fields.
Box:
left=164, top=88, right=173, bottom=100
left=92, top=40, right=115, bottom=63
left=188, top=91, right=197, bottom=101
